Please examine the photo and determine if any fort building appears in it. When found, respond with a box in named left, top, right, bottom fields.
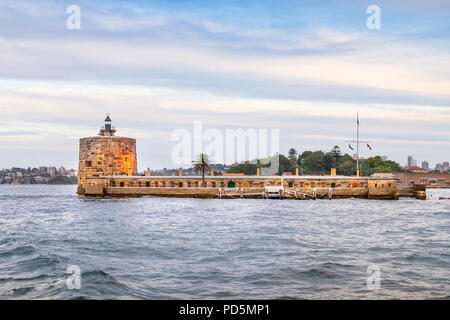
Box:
left=77, top=117, right=425, bottom=200
left=77, top=115, right=137, bottom=195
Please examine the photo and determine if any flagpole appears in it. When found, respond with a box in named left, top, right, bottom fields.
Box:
left=356, top=110, right=359, bottom=176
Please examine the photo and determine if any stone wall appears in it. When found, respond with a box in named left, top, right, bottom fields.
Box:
left=78, top=176, right=400, bottom=199
left=77, top=136, right=137, bottom=194
left=367, top=179, right=397, bottom=199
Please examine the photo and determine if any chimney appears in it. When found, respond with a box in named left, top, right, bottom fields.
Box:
left=179, top=168, right=182, bottom=176
left=210, top=168, right=214, bottom=176
left=296, top=167, right=299, bottom=176
left=257, top=168, right=260, bottom=176
left=331, top=168, right=336, bottom=176
left=146, top=168, right=150, bottom=176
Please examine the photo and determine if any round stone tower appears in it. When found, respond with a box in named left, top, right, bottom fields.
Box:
left=77, top=115, right=137, bottom=195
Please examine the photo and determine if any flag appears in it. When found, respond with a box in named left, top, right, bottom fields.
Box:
left=348, top=144, right=354, bottom=150
left=367, top=144, right=372, bottom=150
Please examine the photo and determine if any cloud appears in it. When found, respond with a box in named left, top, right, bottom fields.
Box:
left=0, top=0, right=449, bottom=168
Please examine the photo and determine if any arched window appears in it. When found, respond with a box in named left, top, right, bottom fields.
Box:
left=227, top=181, right=235, bottom=188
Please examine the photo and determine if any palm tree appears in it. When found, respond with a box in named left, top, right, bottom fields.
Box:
left=192, top=153, right=212, bottom=184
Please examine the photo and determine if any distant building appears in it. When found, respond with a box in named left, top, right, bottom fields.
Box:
left=382, top=156, right=388, bottom=161
left=48, top=167, right=57, bottom=177
left=421, top=161, right=429, bottom=171
left=407, top=156, right=417, bottom=167
left=392, top=172, right=449, bottom=187
left=443, top=162, right=450, bottom=172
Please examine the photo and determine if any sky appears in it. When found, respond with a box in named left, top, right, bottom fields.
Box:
left=0, top=0, right=449, bottom=171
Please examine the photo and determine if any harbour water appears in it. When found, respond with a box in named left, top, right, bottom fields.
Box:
left=0, top=185, right=449, bottom=299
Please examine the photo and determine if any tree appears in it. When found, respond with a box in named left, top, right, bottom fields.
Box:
left=300, top=151, right=313, bottom=160
left=337, top=159, right=355, bottom=176
left=360, top=156, right=404, bottom=176
left=330, top=146, right=342, bottom=159
left=227, top=161, right=257, bottom=175
left=277, top=154, right=293, bottom=175
left=288, top=148, right=298, bottom=161
left=303, top=151, right=325, bottom=174
left=323, top=152, right=336, bottom=172
left=192, top=153, right=212, bottom=183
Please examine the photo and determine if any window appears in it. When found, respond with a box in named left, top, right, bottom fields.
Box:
left=195, top=181, right=199, bottom=187
left=331, top=183, right=336, bottom=188
left=211, top=181, right=216, bottom=188
left=321, top=182, right=326, bottom=188
left=187, top=181, right=191, bottom=187
left=410, top=180, right=415, bottom=185
left=438, top=178, right=446, bottom=183
left=227, top=181, right=235, bottom=188
left=238, top=182, right=242, bottom=188
left=170, top=181, right=175, bottom=188
left=220, top=182, right=225, bottom=188
left=260, top=182, right=264, bottom=188
left=155, top=181, right=159, bottom=187
left=288, top=182, right=293, bottom=188
left=129, top=182, right=134, bottom=187
left=162, top=181, right=166, bottom=187
left=202, top=182, right=207, bottom=188
left=388, top=183, right=391, bottom=188
left=360, top=182, right=365, bottom=188
left=420, top=178, right=428, bottom=184
left=85, top=160, right=92, bottom=167
left=375, top=184, right=378, bottom=188
left=111, top=181, right=116, bottom=187
left=146, top=181, right=150, bottom=187
left=311, top=182, right=315, bottom=188
left=178, top=182, right=183, bottom=188
left=341, top=182, right=346, bottom=188
left=120, top=182, right=124, bottom=187
left=300, top=182, right=304, bottom=188
left=249, top=182, right=253, bottom=188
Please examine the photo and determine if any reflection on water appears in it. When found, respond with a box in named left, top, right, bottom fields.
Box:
left=0, top=185, right=449, bottom=299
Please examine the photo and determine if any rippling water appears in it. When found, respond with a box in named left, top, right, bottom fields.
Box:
left=0, top=185, right=449, bottom=299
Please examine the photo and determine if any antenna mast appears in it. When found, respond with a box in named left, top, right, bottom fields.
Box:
left=357, top=110, right=359, bottom=175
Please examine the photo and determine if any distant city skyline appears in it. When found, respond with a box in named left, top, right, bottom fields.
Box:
left=0, top=0, right=449, bottom=170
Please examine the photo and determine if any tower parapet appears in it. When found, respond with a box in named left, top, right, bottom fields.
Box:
left=98, top=114, right=116, bottom=136
left=77, top=115, right=137, bottom=195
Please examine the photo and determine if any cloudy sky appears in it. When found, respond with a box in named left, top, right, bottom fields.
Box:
left=0, top=0, right=449, bottom=171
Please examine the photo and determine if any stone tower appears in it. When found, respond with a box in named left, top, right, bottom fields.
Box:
left=77, top=115, right=137, bottom=195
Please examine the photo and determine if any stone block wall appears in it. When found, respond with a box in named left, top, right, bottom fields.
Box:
left=77, top=136, right=137, bottom=194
